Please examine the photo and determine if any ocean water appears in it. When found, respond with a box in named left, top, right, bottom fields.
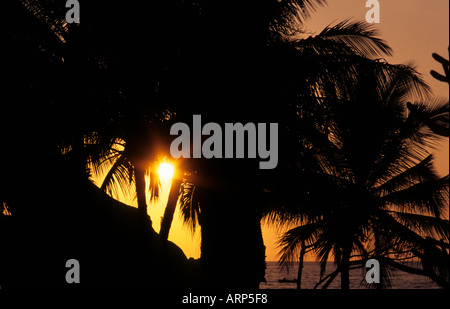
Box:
left=259, top=261, right=441, bottom=289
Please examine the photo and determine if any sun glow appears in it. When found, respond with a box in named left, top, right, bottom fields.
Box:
left=158, top=162, right=175, bottom=180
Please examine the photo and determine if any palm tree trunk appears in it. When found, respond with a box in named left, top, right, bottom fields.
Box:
left=160, top=178, right=182, bottom=241
left=297, top=241, right=306, bottom=290
left=340, top=246, right=351, bottom=290
left=135, top=167, right=148, bottom=220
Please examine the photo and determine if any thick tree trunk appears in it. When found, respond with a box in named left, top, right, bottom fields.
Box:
left=160, top=178, right=182, bottom=241
left=199, top=161, right=266, bottom=289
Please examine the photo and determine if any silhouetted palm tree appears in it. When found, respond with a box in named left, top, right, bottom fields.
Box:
left=268, top=60, right=449, bottom=289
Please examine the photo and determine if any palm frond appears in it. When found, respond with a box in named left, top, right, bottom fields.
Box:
left=20, top=0, right=69, bottom=42
left=315, top=238, right=333, bottom=278
left=100, top=154, right=134, bottom=200
left=179, top=176, right=201, bottom=235
left=375, top=212, right=432, bottom=250
left=314, top=19, right=392, bottom=58
left=388, top=211, right=449, bottom=242
left=375, top=155, right=436, bottom=194
left=378, top=62, right=431, bottom=103
left=372, top=63, right=431, bottom=126
left=277, top=221, right=324, bottom=270
left=408, top=99, right=449, bottom=137
left=269, top=0, right=327, bottom=35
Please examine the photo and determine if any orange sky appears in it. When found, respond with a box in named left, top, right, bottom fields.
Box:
left=264, top=0, right=449, bottom=262
left=94, top=0, right=449, bottom=263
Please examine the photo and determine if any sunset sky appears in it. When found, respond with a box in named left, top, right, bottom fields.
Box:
left=95, top=0, right=449, bottom=262
left=264, top=0, right=449, bottom=261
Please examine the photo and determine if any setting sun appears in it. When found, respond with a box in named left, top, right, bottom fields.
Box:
left=158, top=162, right=175, bottom=180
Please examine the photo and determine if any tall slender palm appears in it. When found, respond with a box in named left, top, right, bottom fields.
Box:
left=267, top=60, right=449, bottom=289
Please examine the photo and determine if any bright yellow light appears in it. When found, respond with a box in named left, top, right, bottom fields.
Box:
left=158, top=162, right=174, bottom=180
